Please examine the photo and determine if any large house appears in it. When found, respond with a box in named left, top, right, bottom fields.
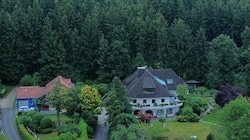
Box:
left=17, top=75, right=74, bottom=109
left=123, top=67, right=184, bottom=117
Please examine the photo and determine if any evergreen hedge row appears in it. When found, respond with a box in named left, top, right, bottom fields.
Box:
left=78, top=120, right=88, bottom=140
left=16, top=116, right=35, bottom=140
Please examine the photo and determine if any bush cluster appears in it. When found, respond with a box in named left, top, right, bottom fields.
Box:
left=19, top=111, right=52, bottom=133
left=176, top=106, right=200, bottom=122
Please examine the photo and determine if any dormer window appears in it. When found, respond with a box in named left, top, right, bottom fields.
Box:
left=143, top=88, right=156, bottom=94
left=167, top=79, right=173, bottom=84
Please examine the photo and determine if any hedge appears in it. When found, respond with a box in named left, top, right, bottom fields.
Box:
left=78, top=120, right=88, bottom=140
left=16, top=116, right=36, bottom=140
left=17, top=124, right=36, bottom=140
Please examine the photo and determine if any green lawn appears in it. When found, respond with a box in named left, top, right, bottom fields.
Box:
left=138, top=107, right=229, bottom=140
left=140, top=121, right=217, bottom=140
left=37, top=132, right=58, bottom=140
left=0, top=135, right=8, bottom=140
left=201, top=109, right=223, bottom=125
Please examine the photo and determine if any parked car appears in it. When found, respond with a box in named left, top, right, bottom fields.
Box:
left=18, top=106, right=35, bottom=112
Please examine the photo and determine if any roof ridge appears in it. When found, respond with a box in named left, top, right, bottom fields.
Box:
left=126, top=69, right=149, bottom=94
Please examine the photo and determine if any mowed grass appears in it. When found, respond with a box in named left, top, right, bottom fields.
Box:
left=140, top=120, right=218, bottom=140
left=37, top=131, right=58, bottom=140
left=202, top=109, right=223, bottom=125
left=165, top=121, right=217, bottom=139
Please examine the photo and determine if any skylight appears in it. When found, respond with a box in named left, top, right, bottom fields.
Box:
left=154, top=76, right=166, bottom=86
left=167, top=79, right=173, bottom=84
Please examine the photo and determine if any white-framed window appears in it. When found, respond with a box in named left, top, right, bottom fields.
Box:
left=133, top=99, right=137, bottom=103
left=152, top=99, right=155, bottom=103
left=143, top=99, right=147, bottom=104
left=161, top=98, right=165, bottom=103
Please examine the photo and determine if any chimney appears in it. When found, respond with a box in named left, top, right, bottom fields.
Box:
left=137, top=66, right=146, bottom=77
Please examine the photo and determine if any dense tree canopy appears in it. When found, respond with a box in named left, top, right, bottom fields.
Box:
left=222, top=96, right=250, bottom=140
left=0, top=0, right=250, bottom=92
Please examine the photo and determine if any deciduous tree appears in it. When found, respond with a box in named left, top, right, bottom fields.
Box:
left=222, top=96, right=250, bottom=139
left=206, top=34, right=239, bottom=89
left=46, top=82, right=67, bottom=127
left=215, top=84, right=247, bottom=107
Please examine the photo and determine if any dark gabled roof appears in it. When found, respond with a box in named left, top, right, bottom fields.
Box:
left=149, top=69, right=185, bottom=90
left=124, top=69, right=174, bottom=98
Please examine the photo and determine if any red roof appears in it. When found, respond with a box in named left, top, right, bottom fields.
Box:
left=17, top=75, right=73, bottom=99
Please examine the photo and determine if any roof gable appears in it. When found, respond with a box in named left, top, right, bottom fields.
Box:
left=45, top=75, right=73, bottom=93
left=125, top=69, right=174, bottom=98
left=17, top=75, right=73, bottom=99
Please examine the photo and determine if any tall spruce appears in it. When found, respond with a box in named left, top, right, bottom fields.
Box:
left=167, top=19, right=193, bottom=79
left=106, top=76, right=132, bottom=125
left=39, top=16, right=67, bottom=85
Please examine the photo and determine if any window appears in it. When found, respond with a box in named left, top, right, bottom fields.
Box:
left=143, top=99, right=147, bottom=104
left=144, top=88, right=155, bottom=94
left=133, top=99, right=137, bottom=103
left=161, top=98, right=165, bottom=103
left=152, top=99, right=155, bottom=103
left=167, top=79, right=173, bottom=84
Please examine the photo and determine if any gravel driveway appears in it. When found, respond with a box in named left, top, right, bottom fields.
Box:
left=0, top=87, right=22, bottom=140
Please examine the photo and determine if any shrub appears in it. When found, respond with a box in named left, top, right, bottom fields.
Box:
left=206, top=132, right=214, bottom=140
left=28, top=121, right=41, bottom=132
left=175, top=115, right=186, bottom=122
left=187, top=113, right=200, bottom=122
left=87, top=126, right=94, bottom=135
left=25, top=112, right=43, bottom=132
left=81, top=111, right=97, bottom=129
left=40, top=128, right=52, bottom=134
left=58, top=124, right=81, bottom=137
left=26, top=111, right=37, bottom=118
left=19, top=115, right=32, bottom=126
left=40, top=117, right=52, bottom=129
left=54, top=132, right=78, bottom=140
left=32, top=112, right=44, bottom=124
left=159, top=117, right=166, bottom=123
left=71, top=112, right=81, bottom=124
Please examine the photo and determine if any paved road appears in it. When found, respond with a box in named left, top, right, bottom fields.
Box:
left=94, top=124, right=109, bottom=140
left=0, top=87, right=21, bottom=140
left=1, top=108, right=21, bottom=140
left=94, top=107, right=109, bottom=140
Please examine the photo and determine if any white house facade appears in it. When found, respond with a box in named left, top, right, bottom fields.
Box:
left=123, top=67, right=185, bottom=118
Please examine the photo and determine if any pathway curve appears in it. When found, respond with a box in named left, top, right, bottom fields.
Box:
left=94, top=107, right=109, bottom=140
left=0, top=87, right=21, bottom=140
